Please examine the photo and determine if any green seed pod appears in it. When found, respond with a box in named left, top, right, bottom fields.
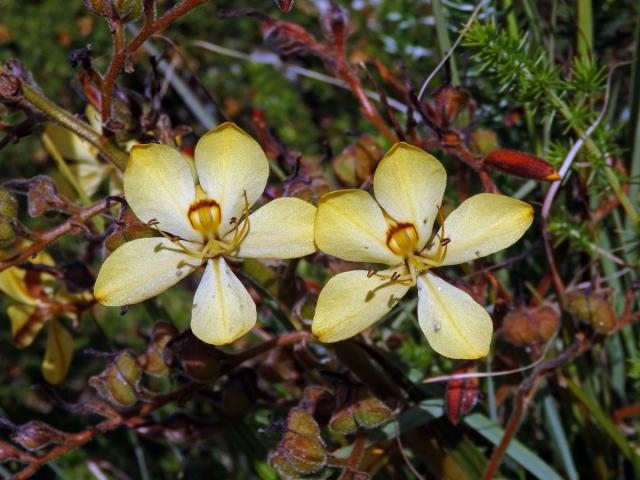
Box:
left=0, top=188, right=17, bottom=219
left=353, top=397, right=393, bottom=429
left=83, top=0, right=142, bottom=21
left=89, top=351, right=141, bottom=408
left=329, top=405, right=358, bottom=434
left=0, top=220, right=15, bottom=248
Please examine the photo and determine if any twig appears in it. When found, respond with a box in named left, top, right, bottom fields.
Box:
left=0, top=198, right=112, bottom=273
left=100, top=0, right=208, bottom=123
left=417, top=0, right=488, bottom=100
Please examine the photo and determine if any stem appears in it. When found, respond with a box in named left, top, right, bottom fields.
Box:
left=576, top=0, right=593, bottom=61
left=100, top=0, right=208, bottom=124
left=20, top=83, right=128, bottom=171
left=432, top=0, right=460, bottom=85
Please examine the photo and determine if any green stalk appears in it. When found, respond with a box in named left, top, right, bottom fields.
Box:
left=576, top=0, right=594, bottom=61
left=20, top=83, right=129, bottom=171
left=432, top=0, right=460, bottom=85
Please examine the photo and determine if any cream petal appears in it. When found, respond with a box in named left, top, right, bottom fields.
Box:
left=194, top=123, right=269, bottom=236
left=417, top=273, right=492, bottom=359
left=73, top=161, right=106, bottom=197
left=0, top=250, right=53, bottom=306
left=312, top=268, right=409, bottom=343
left=315, top=190, right=400, bottom=265
left=436, top=193, right=534, bottom=266
left=234, top=197, right=316, bottom=259
left=125, top=144, right=199, bottom=241
left=42, top=319, right=74, bottom=385
left=191, top=257, right=257, bottom=345
left=8, top=304, right=44, bottom=348
left=44, top=123, right=97, bottom=163
left=94, top=237, right=199, bottom=306
left=373, top=143, right=446, bottom=250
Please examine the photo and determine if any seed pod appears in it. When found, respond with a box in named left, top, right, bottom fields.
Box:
left=485, top=149, right=560, bottom=181
left=332, top=135, right=383, bottom=187
left=353, top=397, right=393, bottom=429
left=431, top=85, right=470, bottom=128
left=503, top=304, right=560, bottom=346
left=446, top=365, right=478, bottom=425
left=329, top=405, right=358, bottom=434
left=0, top=220, right=15, bottom=248
left=89, top=351, right=141, bottom=408
left=83, top=0, right=142, bottom=21
left=140, top=321, right=178, bottom=377
left=566, top=291, right=616, bottom=334
left=10, top=421, right=68, bottom=451
left=0, top=187, right=17, bottom=219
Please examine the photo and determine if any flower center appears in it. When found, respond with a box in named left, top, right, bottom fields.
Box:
left=386, top=223, right=419, bottom=259
left=188, top=198, right=221, bottom=240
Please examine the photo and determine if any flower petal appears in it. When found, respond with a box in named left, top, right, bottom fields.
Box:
left=8, top=304, right=44, bottom=348
left=191, top=257, right=257, bottom=345
left=0, top=250, right=53, bottom=306
left=73, top=161, right=106, bottom=197
left=194, top=123, right=269, bottom=236
left=234, top=197, right=317, bottom=259
left=437, top=193, right=534, bottom=266
left=94, top=237, right=199, bottom=306
left=125, top=144, right=199, bottom=241
left=374, top=143, right=446, bottom=249
left=417, top=273, right=492, bottom=359
left=312, top=268, right=409, bottom=342
left=44, top=123, right=97, bottom=163
left=42, top=319, right=74, bottom=385
left=315, top=190, right=400, bottom=265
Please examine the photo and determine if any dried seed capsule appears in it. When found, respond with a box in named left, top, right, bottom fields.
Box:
left=89, top=351, right=141, bottom=408
left=10, top=421, right=68, bottom=451
left=83, top=0, right=142, bottom=21
left=566, top=291, right=616, bottom=334
left=503, top=304, right=560, bottom=345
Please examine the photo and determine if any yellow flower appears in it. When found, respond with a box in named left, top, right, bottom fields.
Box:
left=0, top=249, right=75, bottom=384
left=44, top=105, right=124, bottom=196
left=94, top=122, right=317, bottom=345
left=311, top=142, right=533, bottom=359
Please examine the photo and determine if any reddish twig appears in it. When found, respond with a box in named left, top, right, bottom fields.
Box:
left=100, top=0, right=208, bottom=123
left=0, top=198, right=112, bottom=273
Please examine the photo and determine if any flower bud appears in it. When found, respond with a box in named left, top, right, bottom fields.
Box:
left=566, top=291, right=616, bottom=334
left=274, top=0, right=294, bottom=12
left=446, top=365, right=478, bottom=425
left=89, top=351, right=141, bottom=408
left=485, top=149, right=560, bottom=181
left=83, top=0, right=142, bottom=21
left=279, top=431, right=327, bottom=475
left=431, top=85, right=470, bottom=128
left=10, top=421, right=67, bottom=451
left=320, top=2, right=350, bottom=44
left=503, top=304, right=560, bottom=345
